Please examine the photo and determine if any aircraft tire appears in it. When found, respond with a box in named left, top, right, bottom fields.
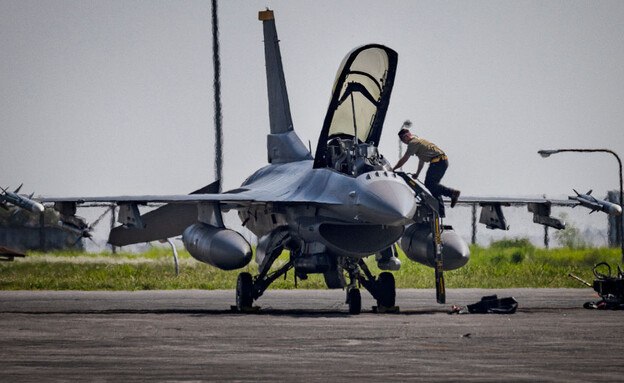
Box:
left=236, top=272, right=253, bottom=310
left=348, top=288, right=361, bottom=315
left=376, top=272, right=396, bottom=308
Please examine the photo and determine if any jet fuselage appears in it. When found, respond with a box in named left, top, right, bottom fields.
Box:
left=237, top=159, right=417, bottom=257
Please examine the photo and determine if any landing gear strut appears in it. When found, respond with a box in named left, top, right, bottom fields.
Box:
left=343, top=259, right=397, bottom=314
left=344, top=260, right=362, bottom=315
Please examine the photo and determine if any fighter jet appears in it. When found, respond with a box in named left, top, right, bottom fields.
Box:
left=35, top=9, right=621, bottom=314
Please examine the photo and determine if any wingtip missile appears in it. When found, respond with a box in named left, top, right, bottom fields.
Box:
left=569, top=191, right=622, bottom=216
left=0, top=186, right=45, bottom=213
left=20, top=199, right=44, bottom=213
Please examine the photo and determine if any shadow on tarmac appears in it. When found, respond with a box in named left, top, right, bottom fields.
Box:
left=0, top=306, right=474, bottom=317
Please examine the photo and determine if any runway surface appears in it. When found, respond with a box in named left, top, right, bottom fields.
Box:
left=1, top=288, right=622, bottom=382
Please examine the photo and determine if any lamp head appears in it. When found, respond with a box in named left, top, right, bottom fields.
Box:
left=538, top=149, right=560, bottom=158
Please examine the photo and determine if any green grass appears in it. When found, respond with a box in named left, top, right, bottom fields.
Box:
left=1, top=243, right=621, bottom=290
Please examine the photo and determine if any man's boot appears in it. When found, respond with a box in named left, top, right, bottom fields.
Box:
left=450, top=189, right=461, bottom=208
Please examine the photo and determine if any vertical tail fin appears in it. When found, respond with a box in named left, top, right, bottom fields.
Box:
left=259, top=9, right=293, bottom=134
left=259, top=9, right=312, bottom=163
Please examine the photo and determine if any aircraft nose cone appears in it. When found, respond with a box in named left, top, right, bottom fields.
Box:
left=356, top=174, right=417, bottom=225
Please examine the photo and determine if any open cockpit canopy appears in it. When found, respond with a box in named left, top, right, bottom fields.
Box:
left=313, top=45, right=398, bottom=169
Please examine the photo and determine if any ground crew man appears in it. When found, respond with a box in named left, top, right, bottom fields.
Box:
left=392, top=128, right=461, bottom=207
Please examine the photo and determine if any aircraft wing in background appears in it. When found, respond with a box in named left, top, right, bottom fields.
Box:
left=451, top=192, right=622, bottom=230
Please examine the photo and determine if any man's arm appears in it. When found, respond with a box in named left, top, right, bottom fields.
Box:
left=392, top=152, right=411, bottom=171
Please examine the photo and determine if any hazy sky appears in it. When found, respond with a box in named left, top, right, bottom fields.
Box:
left=3, top=0, right=624, bottom=203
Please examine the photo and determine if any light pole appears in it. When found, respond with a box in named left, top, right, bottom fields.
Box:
left=538, top=148, right=624, bottom=261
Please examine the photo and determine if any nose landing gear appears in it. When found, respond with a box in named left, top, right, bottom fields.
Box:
left=344, top=259, right=398, bottom=314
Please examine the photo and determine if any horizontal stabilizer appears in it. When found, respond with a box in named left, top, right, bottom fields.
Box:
left=108, top=181, right=220, bottom=247
left=267, top=131, right=313, bottom=164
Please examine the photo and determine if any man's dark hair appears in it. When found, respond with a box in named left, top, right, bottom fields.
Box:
left=398, top=128, right=410, bottom=137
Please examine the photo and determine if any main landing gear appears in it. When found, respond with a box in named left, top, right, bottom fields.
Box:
left=234, top=258, right=293, bottom=312
left=234, top=251, right=397, bottom=314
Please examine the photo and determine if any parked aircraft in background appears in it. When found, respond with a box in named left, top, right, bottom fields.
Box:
left=7, top=10, right=620, bottom=314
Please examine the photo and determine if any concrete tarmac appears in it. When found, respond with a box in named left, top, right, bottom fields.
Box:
left=1, top=288, right=623, bottom=382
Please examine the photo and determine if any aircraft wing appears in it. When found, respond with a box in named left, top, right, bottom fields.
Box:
left=37, top=186, right=343, bottom=207
left=394, top=171, right=621, bottom=231
left=453, top=196, right=579, bottom=207
left=35, top=178, right=344, bottom=247
left=446, top=194, right=621, bottom=231
left=38, top=193, right=253, bottom=206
